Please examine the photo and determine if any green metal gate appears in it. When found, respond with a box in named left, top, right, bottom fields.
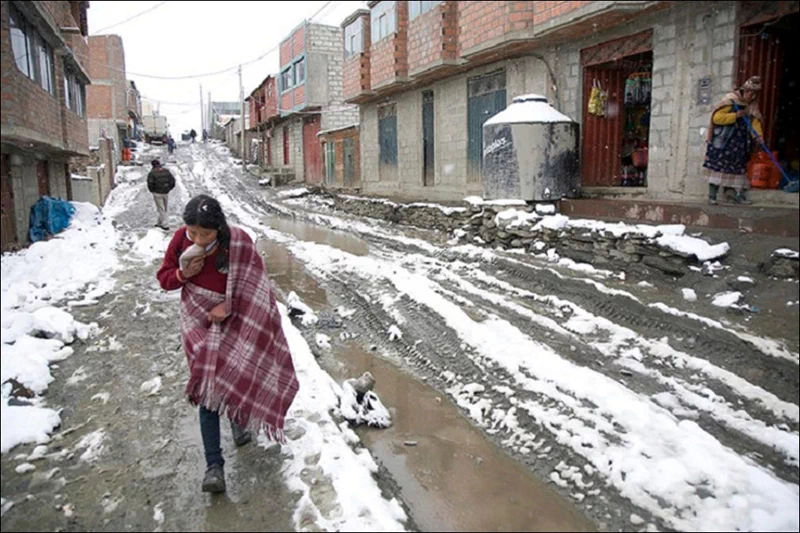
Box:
left=467, top=70, right=506, bottom=183
left=422, top=90, right=435, bottom=187
left=379, top=104, right=398, bottom=181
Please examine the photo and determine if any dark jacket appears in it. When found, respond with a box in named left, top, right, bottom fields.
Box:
left=147, top=167, right=176, bottom=194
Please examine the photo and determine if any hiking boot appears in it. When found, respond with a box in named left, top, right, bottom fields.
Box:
left=231, top=423, right=252, bottom=447
left=201, top=464, right=226, bottom=493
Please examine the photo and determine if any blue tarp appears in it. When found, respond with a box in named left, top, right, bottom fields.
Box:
left=28, top=196, right=75, bottom=242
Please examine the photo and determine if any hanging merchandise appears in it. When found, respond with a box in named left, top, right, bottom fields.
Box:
left=597, top=85, right=608, bottom=117
left=637, top=75, right=652, bottom=104
left=588, top=79, right=602, bottom=116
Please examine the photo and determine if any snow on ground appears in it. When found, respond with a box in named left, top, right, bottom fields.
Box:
left=1, top=201, right=120, bottom=454
left=277, top=187, right=309, bottom=199
left=277, top=304, right=407, bottom=531
left=194, top=143, right=799, bottom=532
left=712, top=291, right=743, bottom=308
left=774, top=248, right=800, bottom=259
left=682, top=288, right=698, bottom=302
left=132, top=229, right=170, bottom=262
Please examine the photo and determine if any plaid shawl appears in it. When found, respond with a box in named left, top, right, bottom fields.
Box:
left=180, top=227, right=298, bottom=441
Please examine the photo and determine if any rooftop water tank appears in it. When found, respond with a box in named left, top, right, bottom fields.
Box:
left=482, top=94, right=580, bottom=201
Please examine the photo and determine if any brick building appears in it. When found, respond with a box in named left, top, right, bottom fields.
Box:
left=344, top=1, right=800, bottom=207
left=86, top=34, right=129, bottom=157
left=1, top=1, right=91, bottom=251
left=245, top=20, right=359, bottom=185
left=126, top=79, right=142, bottom=139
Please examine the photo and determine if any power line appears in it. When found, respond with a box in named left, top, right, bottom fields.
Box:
left=94, top=1, right=170, bottom=34
left=120, top=0, right=336, bottom=80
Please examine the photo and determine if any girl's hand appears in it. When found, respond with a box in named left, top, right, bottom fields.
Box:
left=207, top=302, right=228, bottom=323
left=736, top=109, right=747, bottom=119
left=182, top=256, right=204, bottom=278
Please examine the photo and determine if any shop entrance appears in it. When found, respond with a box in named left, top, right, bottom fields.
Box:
left=738, top=11, right=800, bottom=186
left=581, top=31, right=653, bottom=187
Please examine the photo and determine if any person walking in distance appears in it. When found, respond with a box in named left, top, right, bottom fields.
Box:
left=147, top=159, right=176, bottom=230
left=190, top=129, right=197, bottom=143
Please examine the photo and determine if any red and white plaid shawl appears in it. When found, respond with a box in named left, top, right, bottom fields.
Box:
left=180, top=227, right=298, bottom=441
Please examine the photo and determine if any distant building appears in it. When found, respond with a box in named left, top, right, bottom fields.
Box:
left=86, top=34, right=129, bottom=158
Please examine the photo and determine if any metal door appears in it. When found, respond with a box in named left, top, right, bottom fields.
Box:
left=1, top=155, right=17, bottom=251
left=344, top=137, right=355, bottom=187
left=325, top=141, right=336, bottom=185
left=467, top=70, right=506, bottom=183
left=379, top=104, right=398, bottom=181
left=581, top=65, right=627, bottom=186
left=303, top=115, right=323, bottom=184
left=422, top=90, right=435, bottom=186
left=283, top=126, right=290, bottom=165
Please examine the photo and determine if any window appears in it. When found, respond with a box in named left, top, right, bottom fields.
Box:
left=281, top=68, right=294, bottom=93
left=371, top=1, right=397, bottom=44
left=64, top=65, right=86, bottom=117
left=345, top=18, right=363, bottom=57
left=294, top=58, right=306, bottom=85
left=9, top=5, right=55, bottom=95
left=410, top=1, right=436, bottom=20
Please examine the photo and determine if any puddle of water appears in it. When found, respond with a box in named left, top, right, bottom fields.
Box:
left=259, top=237, right=592, bottom=532
left=258, top=239, right=329, bottom=309
left=262, top=214, right=369, bottom=256
left=331, top=345, right=593, bottom=532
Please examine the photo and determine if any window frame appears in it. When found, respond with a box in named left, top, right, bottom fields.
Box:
left=344, top=18, right=364, bottom=58
left=410, top=0, right=436, bottom=20
left=371, top=1, right=397, bottom=44
left=9, top=4, right=56, bottom=96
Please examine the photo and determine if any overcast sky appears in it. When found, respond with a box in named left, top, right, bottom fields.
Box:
left=87, top=1, right=365, bottom=135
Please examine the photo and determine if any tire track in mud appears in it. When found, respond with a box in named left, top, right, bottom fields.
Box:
left=199, top=143, right=800, bottom=531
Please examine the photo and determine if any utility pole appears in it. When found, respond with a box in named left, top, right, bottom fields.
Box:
left=239, top=65, right=246, bottom=169
left=207, top=91, right=212, bottom=140
left=199, top=83, right=205, bottom=135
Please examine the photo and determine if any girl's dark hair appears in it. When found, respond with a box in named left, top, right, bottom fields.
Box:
left=183, top=195, right=230, bottom=273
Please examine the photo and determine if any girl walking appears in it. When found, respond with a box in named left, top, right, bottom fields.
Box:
left=157, top=195, right=298, bottom=493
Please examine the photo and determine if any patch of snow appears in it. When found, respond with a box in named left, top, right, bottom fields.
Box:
left=484, top=95, right=574, bottom=125
left=407, top=202, right=467, bottom=215
left=140, top=377, right=162, bottom=396
left=637, top=281, right=654, bottom=288
left=76, top=429, right=105, bottom=463
left=682, top=288, right=698, bottom=302
left=15, top=463, right=36, bottom=474
left=534, top=214, right=570, bottom=231
left=315, top=333, right=331, bottom=350
left=737, top=276, right=755, bottom=283
left=132, top=229, right=170, bottom=262
left=91, top=392, right=110, bottom=404
left=388, top=325, right=403, bottom=341
left=656, top=235, right=730, bottom=262
left=773, top=248, right=799, bottom=259
left=277, top=187, right=309, bottom=199
left=339, top=381, right=392, bottom=429
left=712, top=291, right=742, bottom=308
left=0, top=398, right=61, bottom=453
left=535, top=204, right=557, bottom=215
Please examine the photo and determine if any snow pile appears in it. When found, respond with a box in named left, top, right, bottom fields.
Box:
left=315, top=333, right=332, bottom=350
left=712, top=291, right=743, bottom=308
left=773, top=248, right=799, bottom=259
left=387, top=325, right=403, bottom=341
left=258, top=178, right=271, bottom=186
left=656, top=234, right=730, bottom=262
left=287, top=291, right=318, bottom=326
left=2, top=202, right=117, bottom=454
left=140, top=377, right=163, bottom=396
left=277, top=187, right=309, bottom=199
left=277, top=305, right=407, bottom=531
left=682, top=288, right=698, bottom=302
left=535, top=204, right=557, bottom=215
left=407, top=202, right=467, bottom=216
left=132, top=228, right=170, bottom=262
left=1, top=202, right=119, bottom=309
left=339, top=381, right=392, bottom=429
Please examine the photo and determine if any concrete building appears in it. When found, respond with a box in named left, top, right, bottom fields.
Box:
left=1, top=1, right=91, bottom=251
left=126, top=79, right=142, bottom=139
left=86, top=34, right=128, bottom=158
left=207, top=101, right=241, bottom=141
left=344, top=1, right=800, bottom=210
left=246, top=20, right=359, bottom=185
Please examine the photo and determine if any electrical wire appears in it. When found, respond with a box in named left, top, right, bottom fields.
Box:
left=93, top=1, right=170, bottom=34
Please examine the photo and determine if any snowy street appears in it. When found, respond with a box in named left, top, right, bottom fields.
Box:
left=2, top=141, right=799, bottom=532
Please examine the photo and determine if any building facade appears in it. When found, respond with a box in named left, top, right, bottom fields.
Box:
left=86, top=34, right=128, bottom=158
left=344, top=1, right=799, bottom=205
left=246, top=21, right=359, bottom=185
left=1, top=0, right=91, bottom=251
